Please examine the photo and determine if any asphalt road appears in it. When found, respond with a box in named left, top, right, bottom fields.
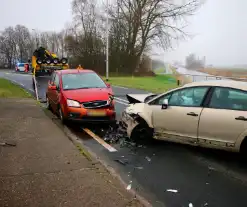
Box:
left=2, top=69, right=247, bottom=207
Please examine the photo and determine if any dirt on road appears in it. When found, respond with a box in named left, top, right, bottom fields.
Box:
left=0, top=98, right=144, bottom=207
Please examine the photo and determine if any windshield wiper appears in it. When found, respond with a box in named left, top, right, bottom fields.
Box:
left=64, top=87, right=90, bottom=90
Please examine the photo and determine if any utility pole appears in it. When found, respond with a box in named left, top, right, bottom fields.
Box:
left=106, top=0, right=109, bottom=81
left=32, top=29, right=39, bottom=48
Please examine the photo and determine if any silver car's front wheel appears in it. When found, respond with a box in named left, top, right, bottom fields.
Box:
left=130, top=123, right=153, bottom=144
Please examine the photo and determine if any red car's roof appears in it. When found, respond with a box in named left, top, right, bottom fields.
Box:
left=57, top=69, right=94, bottom=75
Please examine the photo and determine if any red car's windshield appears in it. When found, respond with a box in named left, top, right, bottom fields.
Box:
left=62, top=72, right=107, bottom=90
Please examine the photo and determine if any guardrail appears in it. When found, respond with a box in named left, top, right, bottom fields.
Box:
left=180, top=74, right=247, bottom=83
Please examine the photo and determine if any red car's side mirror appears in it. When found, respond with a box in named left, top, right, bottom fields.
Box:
left=49, top=84, right=57, bottom=90
left=106, top=83, right=111, bottom=88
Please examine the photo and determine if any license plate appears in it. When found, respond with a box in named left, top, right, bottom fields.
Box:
left=87, top=110, right=106, bottom=116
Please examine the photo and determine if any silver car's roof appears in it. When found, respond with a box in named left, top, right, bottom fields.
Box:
left=182, top=80, right=247, bottom=91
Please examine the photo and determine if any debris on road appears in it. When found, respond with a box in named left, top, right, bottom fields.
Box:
left=166, top=189, right=178, bottom=193
left=114, top=159, right=128, bottom=166
left=145, top=156, right=151, bottom=162
left=91, top=123, right=140, bottom=149
left=0, top=141, right=16, bottom=147
left=134, top=166, right=144, bottom=170
left=127, top=184, right=132, bottom=190
left=126, top=181, right=132, bottom=190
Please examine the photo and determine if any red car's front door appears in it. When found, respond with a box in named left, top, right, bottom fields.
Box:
left=50, top=73, right=61, bottom=112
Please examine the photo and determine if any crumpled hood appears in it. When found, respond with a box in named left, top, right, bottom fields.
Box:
left=125, top=103, right=146, bottom=114
left=126, top=93, right=157, bottom=103
left=63, top=88, right=112, bottom=103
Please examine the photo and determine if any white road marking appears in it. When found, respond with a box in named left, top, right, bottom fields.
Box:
left=115, top=97, right=128, bottom=103
left=4, top=78, right=34, bottom=93
left=114, top=97, right=129, bottom=106
left=114, top=85, right=129, bottom=89
left=115, top=100, right=128, bottom=106
left=5, top=72, right=31, bottom=76
left=83, top=128, right=117, bottom=152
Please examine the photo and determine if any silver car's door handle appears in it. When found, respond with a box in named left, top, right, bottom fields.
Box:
left=235, top=116, right=247, bottom=121
left=187, top=112, right=198, bottom=117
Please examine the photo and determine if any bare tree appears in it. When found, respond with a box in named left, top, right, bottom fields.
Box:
left=185, top=53, right=205, bottom=69
left=69, top=0, right=105, bottom=71
left=14, top=25, right=31, bottom=62
left=0, top=27, right=17, bottom=68
left=107, top=0, right=203, bottom=73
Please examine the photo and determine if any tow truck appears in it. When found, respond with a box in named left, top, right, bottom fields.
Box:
left=31, top=47, right=69, bottom=102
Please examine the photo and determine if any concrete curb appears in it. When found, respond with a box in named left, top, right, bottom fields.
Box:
left=3, top=75, right=152, bottom=206
left=63, top=125, right=152, bottom=207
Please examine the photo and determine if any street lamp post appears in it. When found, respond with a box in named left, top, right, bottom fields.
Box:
left=32, top=29, right=39, bottom=48
left=106, top=0, right=109, bottom=81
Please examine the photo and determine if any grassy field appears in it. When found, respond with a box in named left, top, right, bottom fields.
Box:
left=154, top=68, right=165, bottom=74
left=104, top=74, right=178, bottom=93
left=0, top=78, right=31, bottom=98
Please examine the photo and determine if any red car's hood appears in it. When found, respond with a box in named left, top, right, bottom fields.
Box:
left=62, top=88, right=113, bottom=103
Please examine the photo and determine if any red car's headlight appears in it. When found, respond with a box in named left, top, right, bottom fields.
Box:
left=67, top=99, right=81, bottom=108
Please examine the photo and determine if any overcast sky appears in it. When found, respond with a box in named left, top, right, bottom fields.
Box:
left=0, top=0, right=246, bottom=66
left=0, top=0, right=72, bottom=31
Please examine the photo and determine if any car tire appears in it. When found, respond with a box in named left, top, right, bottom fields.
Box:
left=58, top=105, right=67, bottom=125
left=130, top=122, right=153, bottom=144
left=53, top=58, right=59, bottom=64
left=240, top=138, right=247, bottom=159
left=61, top=58, right=68, bottom=64
left=36, top=58, right=42, bottom=65
left=45, top=58, right=52, bottom=64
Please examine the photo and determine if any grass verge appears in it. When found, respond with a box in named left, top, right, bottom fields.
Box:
left=154, top=68, right=165, bottom=74
left=0, top=78, right=31, bottom=98
left=104, top=74, right=178, bottom=93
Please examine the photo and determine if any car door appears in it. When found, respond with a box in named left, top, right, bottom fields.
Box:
left=47, top=72, right=55, bottom=102
left=50, top=73, right=61, bottom=111
left=149, top=86, right=210, bottom=145
left=198, top=87, right=247, bottom=149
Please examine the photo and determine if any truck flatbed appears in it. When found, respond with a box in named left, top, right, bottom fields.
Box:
left=33, top=75, right=51, bottom=102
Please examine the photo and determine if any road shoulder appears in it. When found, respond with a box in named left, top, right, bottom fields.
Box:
left=0, top=98, right=144, bottom=207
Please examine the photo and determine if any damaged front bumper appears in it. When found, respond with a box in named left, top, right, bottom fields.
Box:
left=119, top=111, right=140, bottom=138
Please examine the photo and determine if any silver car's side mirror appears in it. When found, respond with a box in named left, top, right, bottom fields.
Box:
left=161, top=99, right=169, bottom=109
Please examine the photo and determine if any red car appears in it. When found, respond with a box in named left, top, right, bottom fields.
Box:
left=46, top=69, right=116, bottom=124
